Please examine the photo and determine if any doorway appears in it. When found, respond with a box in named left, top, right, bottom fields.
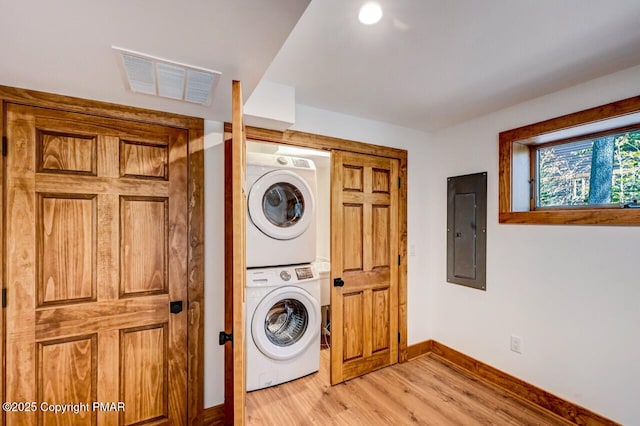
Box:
left=0, top=86, right=205, bottom=425
left=223, top=121, right=408, bottom=422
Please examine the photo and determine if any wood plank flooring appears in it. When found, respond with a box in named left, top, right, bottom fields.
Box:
left=246, top=349, right=570, bottom=425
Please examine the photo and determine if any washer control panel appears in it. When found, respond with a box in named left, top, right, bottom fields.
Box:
left=247, top=264, right=317, bottom=287
left=295, top=267, right=314, bottom=280
left=292, top=158, right=310, bottom=168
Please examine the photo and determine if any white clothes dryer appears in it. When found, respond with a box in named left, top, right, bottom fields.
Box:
left=246, top=152, right=317, bottom=268
left=246, top=264, right=321, bottom=392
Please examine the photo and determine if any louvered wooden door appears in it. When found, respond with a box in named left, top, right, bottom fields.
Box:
left=330, top=151, right=399, bottom=384
left=4, top=104, right=188, bottom=425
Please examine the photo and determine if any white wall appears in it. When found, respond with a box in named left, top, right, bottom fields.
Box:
left=314, top=159, right=331, bottom=261
left=203, top=121, right=226, bottom=407
left=244, top=80, right=296, bottom=131
left=427, top=64, right=640, bottom=425
left=203, top=108, right=433, bottom=407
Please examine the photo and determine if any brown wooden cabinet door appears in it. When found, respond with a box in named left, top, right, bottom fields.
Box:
left=4, top=104, right=188, bottom=425
left=330, top=151, right=399, bottom=384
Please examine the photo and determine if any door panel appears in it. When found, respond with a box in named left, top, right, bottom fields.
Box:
left=120, top=196, right=168, bottom=295
left=372, top=288, right=390, bottom=352
left=342, top=205, right=363, bottom=270
left=331, top=151, right=399, bottom=384
left=343, top=293, right=364, bottom=360
left=120, top=141, right=168, bottom=179
left=38, top=130, right=96, bottom=174
left=372, top=206, right=390, bottom=268
left=5, top=104, right=187, bottom=425
left=38, top=335, right=97, bottom=425
left=38, top=194, right=96, bottom=305
left=121, top=325, right=168, bottom=424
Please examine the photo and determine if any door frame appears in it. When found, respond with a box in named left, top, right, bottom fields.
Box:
left=0, top=85, right=205, bottom=425
left=222, top=122, right=409, bottom=400
left=223, top=80, right=247, bottom=424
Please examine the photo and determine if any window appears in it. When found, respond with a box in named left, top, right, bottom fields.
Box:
left=499, top=95, right=640, bottom=225
left=534, top=129, right=640, bottom=208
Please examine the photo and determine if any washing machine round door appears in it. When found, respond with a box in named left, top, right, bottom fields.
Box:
left=248, top=170, right=314, bottom=240
left=252, top=286, right=320, bottom=361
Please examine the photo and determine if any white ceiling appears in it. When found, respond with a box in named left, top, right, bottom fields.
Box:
left=0, top=0, right=310, bottom=123
left=1, top=1, right=640, bottom=132
left=265, top=0, right=640, bottom=131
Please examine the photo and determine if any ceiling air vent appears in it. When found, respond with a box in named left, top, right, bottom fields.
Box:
left=113, top=46, right=221, bottom=105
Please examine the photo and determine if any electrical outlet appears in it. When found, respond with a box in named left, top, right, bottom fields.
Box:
left=510, top=335, right=522, bottom=354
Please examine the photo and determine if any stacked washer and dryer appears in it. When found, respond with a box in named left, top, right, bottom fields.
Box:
left=245, top=152, right=321, bottom=392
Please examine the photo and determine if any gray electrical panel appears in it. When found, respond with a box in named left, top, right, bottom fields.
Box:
left=447, top=172, right=487, bottom=290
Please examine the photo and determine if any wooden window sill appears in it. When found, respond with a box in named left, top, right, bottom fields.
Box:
left=499, top=209, right=640, bottom=225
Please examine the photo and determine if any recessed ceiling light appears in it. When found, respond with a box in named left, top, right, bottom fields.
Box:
left=358, top=2, right=383, bottom=25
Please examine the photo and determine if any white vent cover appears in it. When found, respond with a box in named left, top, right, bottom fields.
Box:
left=113, top=46, right=221, bottom=105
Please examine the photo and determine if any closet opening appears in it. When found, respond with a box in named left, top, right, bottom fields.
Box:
left=244, top=140, right=333, bottom=391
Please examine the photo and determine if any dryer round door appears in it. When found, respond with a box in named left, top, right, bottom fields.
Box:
left=248, top=170, right=314, bottom=240
left=251, top=286, right=320, bottom=361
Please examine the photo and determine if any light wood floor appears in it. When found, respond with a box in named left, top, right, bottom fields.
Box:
left=246, top=349, right=570, bottom=425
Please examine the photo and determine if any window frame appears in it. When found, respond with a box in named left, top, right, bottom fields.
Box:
left=499, top=95, right=640, bottom=225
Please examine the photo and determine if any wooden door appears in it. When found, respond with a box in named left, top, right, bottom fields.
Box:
left=223, top=80, right=246, bottom=425
left=4, top=104, right=188, bottom=425
left=330, top=151, right=399, bottom=384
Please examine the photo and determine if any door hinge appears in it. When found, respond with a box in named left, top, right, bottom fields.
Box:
left=2, top=288, right=6, bottom=308
left=219, top=330, right=233, bottom=346
left=2, top=136, right=7, bottom=157
left=398, top=254, right=401, bottom=266
left=398, top=177, right=401, bottom=189
left=528, top=179, right=535, bottom=201
left=398, top=332, right=400, bottom=343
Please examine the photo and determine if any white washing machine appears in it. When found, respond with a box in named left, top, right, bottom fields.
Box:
left=246, top=264, right=321, bottom=392
left=246, top=152, right=317, bottom=268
